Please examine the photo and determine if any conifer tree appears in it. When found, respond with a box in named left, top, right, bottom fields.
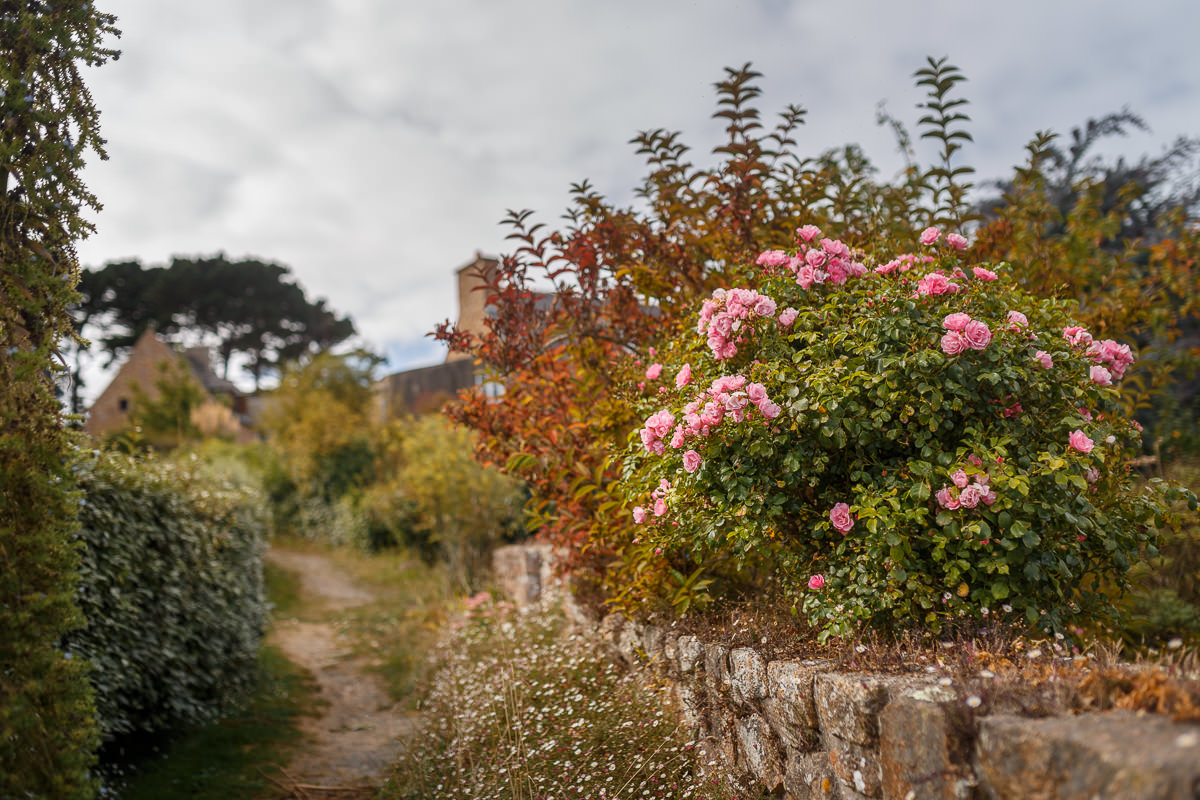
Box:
left=1, top=3, right=119, bottom=795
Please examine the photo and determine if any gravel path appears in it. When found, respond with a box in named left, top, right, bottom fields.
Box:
left=265, top=548, right=415, bottom=791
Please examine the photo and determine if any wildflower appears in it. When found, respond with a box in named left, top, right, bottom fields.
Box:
left=966, top=695, right=982, bottom=708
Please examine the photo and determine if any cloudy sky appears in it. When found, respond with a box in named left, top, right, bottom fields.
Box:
left=75, top=0, right=1199, bottom=394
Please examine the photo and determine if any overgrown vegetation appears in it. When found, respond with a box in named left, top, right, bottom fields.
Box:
left=0, top=4, right=118, bottom=796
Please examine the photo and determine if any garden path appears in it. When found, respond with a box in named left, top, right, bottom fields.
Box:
left=265, top=547, right=414, bottom=796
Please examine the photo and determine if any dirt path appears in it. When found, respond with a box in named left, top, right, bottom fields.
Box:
left=265, top=548, right=416, bottom=793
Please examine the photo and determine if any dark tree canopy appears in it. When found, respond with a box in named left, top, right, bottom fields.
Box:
left=75, top=254, right=357, bottom=390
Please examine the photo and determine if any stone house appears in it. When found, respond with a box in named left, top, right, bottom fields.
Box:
left=372, top=253, right=507, bottom=419
left=84, top=327, right=254, bottom=444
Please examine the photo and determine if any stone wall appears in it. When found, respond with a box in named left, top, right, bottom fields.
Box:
left=491, top=545, right=1200, bottom=800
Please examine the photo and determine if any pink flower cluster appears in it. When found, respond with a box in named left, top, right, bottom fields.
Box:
left=639, top=408, right=675, bottom=455
left=875, top=252, right=935, bottom=275
left=697, top=287, right=779, bottom=360
left=936, top=467, right=998, bottom=510
left=632, top=479, right=672, bottom=523
left=940, top=312, right=992, bottom=355
left=1087, top=338, right=1134, bottom=381
left=639, top=374, right=782, bottom=457
left=915, top=271, right=961, bottom=297
left=1062, top=326, right=1135, bottom=383
left=760, top=226, right=868, bottom=290
left=920, top=226, right=969, bottom=250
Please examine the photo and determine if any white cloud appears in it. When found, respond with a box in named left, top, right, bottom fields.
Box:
left=75, top=0, right=1200, bottom=399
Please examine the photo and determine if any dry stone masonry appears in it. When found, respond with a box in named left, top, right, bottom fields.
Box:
left=492, top=545, right=1200, bottom=800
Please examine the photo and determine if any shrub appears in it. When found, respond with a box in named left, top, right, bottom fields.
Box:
left=622, top=225, right=1195, bottom=640
left=66, top=451, right=268, bottom=739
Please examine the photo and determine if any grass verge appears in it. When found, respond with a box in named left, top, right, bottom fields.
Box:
left=112, top=644, right=318, bottom=800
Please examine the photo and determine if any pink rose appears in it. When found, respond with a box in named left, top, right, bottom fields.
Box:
left=675, top=363, right=692, bottom=387
left=1085, top=468, right=1100, bottom=484
left=1035, top=350, right=1053, bottom=369
left=1068, top=430, right=1094, bottom=454
left=946, top=233, right=968, bottom=250
left=807, top=573, right=826, bottom=590
left=797, top=224, right=822, bottom=243
left=746, top=383, right=768, bottom=404
left=916, top=272, right=958, bottom=296
left=682, top=449, right=703, bottom=474
left=805, top=249, right=827, bottom=268
left=1063, top=326, right=1093, bottom=347
left=920, top=226, right=942, bottom=245
left=759, top=401, right=782, bottom=419
left=972, top=267, right=998, bottom=281
left=941, top=331, right=968, bottom=356
left=753, top=296, right=777, bottom=317
left=645, top=363, right=663, bottom=380
left=756, top=250, right=789, bottom=267
left=778, top=307, right=799, bottom=327
left=830, top=502, right=854, bottom=533
left=632, top=506, right=647, bottom=524
left=653, top=498, right=667, bottom=517
left=951, top=469, right=969, bottom=489
left=943, top=312, right=972, bottom=332
left=1007, top=310, right=1028, bottom=327
left=962, top=320, right=992, bottom=350
left=1089, top=365, right=1113, bottom=386
left=958, top=484, right=984, bottom=509
left=936, top=487, right=961, bottom=510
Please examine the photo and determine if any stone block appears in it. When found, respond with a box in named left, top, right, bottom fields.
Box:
left=677, top=634, right=705, bottom=674
left=736, top=712, right=786, bottom=793
left=825, top=733, right=883, bottom=798
left=705, top=643, right=731, bottom=696
left=641, top=623, right=667, bottom=664
left=675, top=680, right=705, bottom=730
left=729, top=647, right=769, bottom=707
left=598, top=612, right=625, bottom=644
left=879, top=684, right=976, bottom=800
left=815, top=673, right=908, bottom=747
left=765, top=660, right=827, bottom=751
left=616, top=619, right=643, bottom=666
left=785, top=749, right=840, bottom=800
left=975, top=711, right=1200, bottom=800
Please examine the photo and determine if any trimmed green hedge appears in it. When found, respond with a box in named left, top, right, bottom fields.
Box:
left=65, top=452, right=268, bottom=739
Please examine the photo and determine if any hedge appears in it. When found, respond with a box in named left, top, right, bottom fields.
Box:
left=65, top=452, right=268, bottom=739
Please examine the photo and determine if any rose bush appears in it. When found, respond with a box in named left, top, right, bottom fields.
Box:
left=622, top=224, right=1194, bottom=639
